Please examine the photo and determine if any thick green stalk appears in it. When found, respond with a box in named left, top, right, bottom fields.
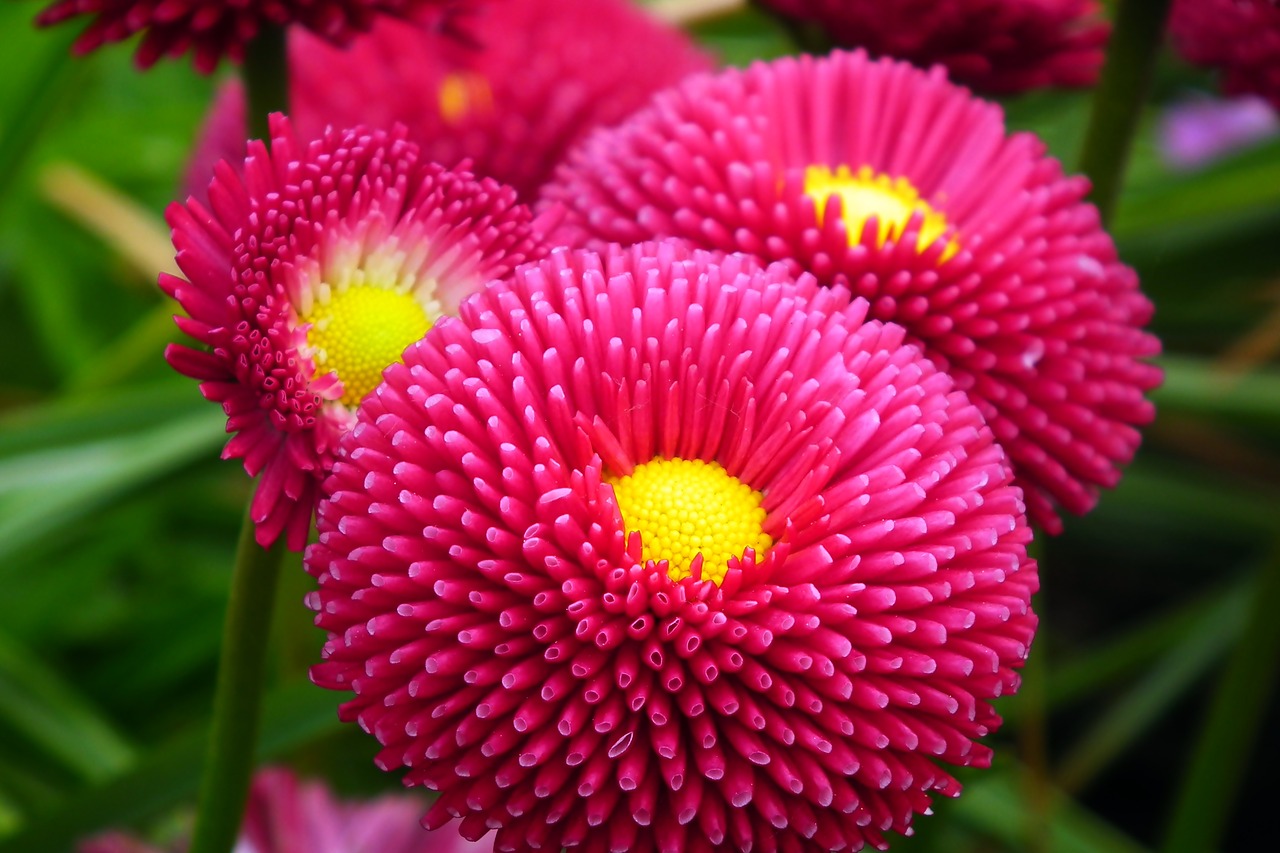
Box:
left=1160, top=547, right=1280, bottom=853
left=187, top=507, right=288, bottom=853
left=244, top=25, right=289, bottom=141
left=1077, top=0, right=1174, bottom=226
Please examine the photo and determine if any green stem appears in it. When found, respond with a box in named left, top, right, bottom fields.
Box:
left=187, top=507, right=288, bottom=853
left=1077, top=0, right=1174, bottom=227
left=1160, top=546, right=1280, bottom=853
left=1017, top=536, right=1052, bottom=853
left=243, top=25, right=290, bottom=141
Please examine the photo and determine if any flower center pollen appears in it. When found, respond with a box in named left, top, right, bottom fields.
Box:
left=608, top=457, right=772, bottom=585
left=300, top=286, right=433, bottom=407
left=804, top=164, right=958, bottom=260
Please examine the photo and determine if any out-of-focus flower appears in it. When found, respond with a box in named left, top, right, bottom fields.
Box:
left=1170, top=0, right=1280, bottom=110
left=78, top=766, right=491, bottom=853
left=34, top=0, right=465, bottom=73
left=540, top=50, right=1162, bottom=534
left=756, top=0, right=1107, bottom=94
left=306, top=243, right=1039, bottom=852
left=1159, top=95, right=1279, bottom=170
left=163, top=115, right=544, bottom=550
left=185, top=0, right=711, bottom=200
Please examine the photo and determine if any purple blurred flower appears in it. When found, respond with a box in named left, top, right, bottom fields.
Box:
left=1159, top=95, right=1279, bottom=170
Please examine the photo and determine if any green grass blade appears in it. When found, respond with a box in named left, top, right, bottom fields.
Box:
left=0, top=680, right=344, bottom=852
left=1161, top=546, right=1280, bottom=853
left=0, top=631, right=134, bottom=783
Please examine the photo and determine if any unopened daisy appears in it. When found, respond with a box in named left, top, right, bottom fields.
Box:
left=541, top=50, right=1162, bottom=533
left=758, top=0, right=1107, bottom=94
left=306, top=243, right=1039, bottom=852
left=163, top=115, right=544, bottom=549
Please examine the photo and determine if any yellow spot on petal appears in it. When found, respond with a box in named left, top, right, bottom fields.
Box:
left=804, top=164, right=959, bottom=261
left=438, top=71, right=495, bottom=126
left=300, top=285, right=433, bottom=407
left=608, top=458, right=772, bottom=586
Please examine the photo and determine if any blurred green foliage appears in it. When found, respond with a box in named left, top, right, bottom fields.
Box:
left=0, top=0, right=1278, bottom=851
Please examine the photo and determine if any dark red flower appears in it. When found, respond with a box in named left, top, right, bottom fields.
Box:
left=306, top=242, right=1039, bottom=851
left=35, top=0, right=465, bottom=72
left=1171, top=0, right=1280, bottom=109
left=758, top=0, right=1107, bottom=94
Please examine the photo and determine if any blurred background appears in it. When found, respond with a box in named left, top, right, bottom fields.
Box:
left=0, top=0, right=1277, bottom=851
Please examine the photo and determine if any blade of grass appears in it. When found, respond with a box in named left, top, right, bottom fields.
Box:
left=0, top=408, right=226, bottom=564
left=1161, top=545, right=1280, bottom=853
left=945, top=765, right=1151, bottom=853
left=0, top=679, right=343, bottom=852
left=0, top=631, right=134, bottom=784
left=1055, top=579, right=1247, bottom=792
left=1042, top=579, right=1251, bottom=713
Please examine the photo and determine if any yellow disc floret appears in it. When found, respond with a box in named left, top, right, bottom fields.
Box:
left=300, top=285, right=433, bottom=407
left=607, top=457, right=772, bottom=586
left=438, top=71, right=496, bottom=126
left=804, top=164, right=959, bottom=260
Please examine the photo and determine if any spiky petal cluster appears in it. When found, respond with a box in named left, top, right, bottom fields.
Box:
left=1170, top=0, right=1280, bottom=110
left=78, top=766, right=490, bottom=853
left=757, top=0, right=1107, bottom=94
left=185, top=0, right=711, bottom=200
left=34, top=0, right=466, bottom=73
left=307, top=243, right=1039, bottom=852
left=163, top=114, right=544, bottom=550
left=540, top=50, right=1162, bottom=533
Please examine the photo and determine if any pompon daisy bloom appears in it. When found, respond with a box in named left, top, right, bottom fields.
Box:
left=162, top=114, right=545, bottom=550
left=34, top=0, right=468, bottom=72
left=185, top=0, right=711, bottom=200
left=306, top=243, right=1039, bottom=852
left=79, top=766, right=492, bottom=853
left=540, top=50, right=1162, bottom=533
left=757, top=0, right=1107, bottom=94
left=1170, top=0, right=1280, bottom=110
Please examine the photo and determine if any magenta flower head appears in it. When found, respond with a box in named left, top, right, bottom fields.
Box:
left=184, top=0, right=711, bottom=201
left=756, top=0, right=1107, bottom=94
left=162, top=114, right=545, bottom=550
left=540, top=50, right=1162, bottom=533
left=306, top=243, right=1039, bottom=851
left=34, top=0, right=464, bottom=73
left=79, top=766, right=491, bottom=853
left=1171, top=0, right=1280, bottom=110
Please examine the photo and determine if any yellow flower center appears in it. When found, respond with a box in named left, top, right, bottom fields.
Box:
left=804, top=164, right=958, bottom=260
left=608, top=458, right=772, bottom=586
left=438, top=71, right=495, bottom=126
left=300, top=285, right=433, bottom=407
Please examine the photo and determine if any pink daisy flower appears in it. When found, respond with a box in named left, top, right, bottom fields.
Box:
left=306, top=243, right=1039, bottom=852
left=163, top=114, right=545, bottom=550
left=79, top=766, right=491, bottom=853
left=757, top=0, right=1107, bottom=94
left=540, top=50, right=1162, bottom=533
left=1170, top=0, right=1280, bottom=110
left=34, top=0, right=469, bottom=73
left=184, top=0, right=712, bottom=200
